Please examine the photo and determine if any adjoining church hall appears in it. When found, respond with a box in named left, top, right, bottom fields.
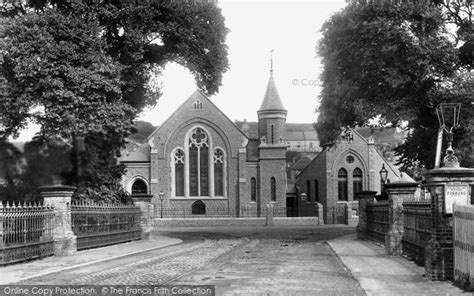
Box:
left=120, top=70, right=408, bottom=222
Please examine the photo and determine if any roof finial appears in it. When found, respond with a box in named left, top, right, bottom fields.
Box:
left=270, top=49, right=274, bottom=76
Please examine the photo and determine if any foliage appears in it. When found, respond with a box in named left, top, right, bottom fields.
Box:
left=0, top=139, right=29, bottom=202
left=0, top=1, right=228, bottom=201
left=317, top=1, right=472, bottom=170
left=128, top=120, right=157, bottom=143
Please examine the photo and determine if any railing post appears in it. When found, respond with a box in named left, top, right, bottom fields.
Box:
left=131, top=194, right=153, bottom=240
left=39, top=185, right=77, bottom=256
left=356, top=191, right=377, bottom=240
left=266, top=203, right=274, bottom=226
left=384, top=182, right=418, bottom=256
left=0, top=204, right=3, bottom=249
left=424, top=167, right=474, bottom=281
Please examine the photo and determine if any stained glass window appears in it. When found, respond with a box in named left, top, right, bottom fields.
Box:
left=271, top=177, right=276, bottom=201
left=338, top=168, right=348, bottom=201
left=174, top=149, right=184, bottom=196
left=189, top=128, right=209, bottom=196
left=353, top=168, right=363, bottom=198
left=214, top=148, right=224, bottom=196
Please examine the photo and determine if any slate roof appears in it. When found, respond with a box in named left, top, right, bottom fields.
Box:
left=235, top=121, right=319, bottom=141
left=258, top=75, right=286, bottom=113
left=290, top=155, right=314, bottom=171
left=120, top=142, right=150, bottom=162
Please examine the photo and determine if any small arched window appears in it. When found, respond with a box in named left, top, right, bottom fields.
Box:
left=192, top=200, right=206, bottom=215
left=251, top=177, right=257, bottom=202
left=131, top=179, right=147, bottom=195
left=271, top=124, right=275, bottom=144
left=214, top=148, right=224, bottom=196
left=353, top=168, right=363, bottom=198
left=270, top=177, right=276, bottom=201
left=174, top=149, right=185, bottom=196
left=338, top=168, right=348, bottom=201
left=314, top=180, right=319, bottom=202
left=306, top=180, right=311, bottom=201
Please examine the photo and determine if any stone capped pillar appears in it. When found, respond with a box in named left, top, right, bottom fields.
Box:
left=384, top=182, right=418, bottom=256
left=131, top=194, right=154, bottom=240
left=39, top=185, right=77, bottom=256
left=356, top=191, right=377, bottom=239
left=424, top=167, right=474, bottom=281
left=316, top=202, right=325, bottom=225
left=265, top=203, right=274, bottom=226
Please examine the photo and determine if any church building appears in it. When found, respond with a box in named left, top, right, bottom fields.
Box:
left=120, top=71, right=288, bottom=217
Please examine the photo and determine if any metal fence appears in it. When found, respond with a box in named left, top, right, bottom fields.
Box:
left=155, top=204, right=289, bottom=218
left=453, top=203, right=474, bottom=290
left=366, top=201, right=389, bottom=244
left=71, top=201, right=142, bottom=250
left=0, top=202, right=54, bottom=265
left=402, top=200, right=431, bottom=265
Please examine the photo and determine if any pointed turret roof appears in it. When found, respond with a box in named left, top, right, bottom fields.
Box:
left=258, top=74, right=287, bottom=113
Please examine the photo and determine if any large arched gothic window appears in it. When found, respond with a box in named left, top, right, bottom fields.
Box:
left=338, top=168, right=348, bottom=201
left=353, top=168, right=363, bottom=198
left=171, top=126, right=227, bottom=198
left=174, top=149, right=185, bottom=196
left=131, top=179, right=147, bottom=195
left=270, top=177, right=276, bottom=201
left=214, top=148, right=224, bottom=196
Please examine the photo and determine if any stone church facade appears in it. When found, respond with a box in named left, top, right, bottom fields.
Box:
left=294, top=129, right=410, bottom=223
left=120, top=73, right=288, bottom=217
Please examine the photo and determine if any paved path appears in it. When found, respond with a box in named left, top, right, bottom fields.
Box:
left=0, top=226, right=468, bottom=296
left=328, top=234, right=466, bottom=296
left=0, top=234, right=182, bottom=285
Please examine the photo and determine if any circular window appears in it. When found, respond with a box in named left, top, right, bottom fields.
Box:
left=346, top=155, right=355, bottom=164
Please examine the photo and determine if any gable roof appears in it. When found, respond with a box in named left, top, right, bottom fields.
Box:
left=147, top=90, right=248, bottom=142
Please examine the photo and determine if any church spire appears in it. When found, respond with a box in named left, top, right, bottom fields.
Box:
left=258, top=52, right=286, bottom=113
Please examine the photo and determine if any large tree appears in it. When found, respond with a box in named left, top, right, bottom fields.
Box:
left=0, top=0, right=229, bottom=201
left=316, top=1, right=472, bottom=171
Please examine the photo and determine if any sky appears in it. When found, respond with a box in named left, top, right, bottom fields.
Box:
left=13, top=0, right=347, bottom=142
left=139, top=0, right=347, bottom=126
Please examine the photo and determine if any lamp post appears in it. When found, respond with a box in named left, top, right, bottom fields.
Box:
left=379, top=164, right=388, bottom=194
left=158, top=190, right=164, bottom=219
left=435, top=103, right=461, bottom=168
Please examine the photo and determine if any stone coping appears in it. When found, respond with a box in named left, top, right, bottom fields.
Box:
left=38, top=185, right=77, bottom=192
left=424, top=166, right=474, bottom=177
left=384, top=181, right=418, bottom=189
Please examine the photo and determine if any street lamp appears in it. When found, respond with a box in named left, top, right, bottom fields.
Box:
left=379, top=164, right=388, bottom=194
left=158, top=190, right=164, bottom=219
left=436, top=103, right=461, bottom=167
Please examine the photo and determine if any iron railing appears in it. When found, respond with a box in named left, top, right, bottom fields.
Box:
left=366, top=201, right=389, bottom=244
left=71, top=201, right=142, bottom=250
left=155, top=204, right=289, bottom=218
left=0, top=202, right=54, bottom=265
left=402, top=200, right=431, bottom=265
left=454, top=204, right=474, bottom=290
